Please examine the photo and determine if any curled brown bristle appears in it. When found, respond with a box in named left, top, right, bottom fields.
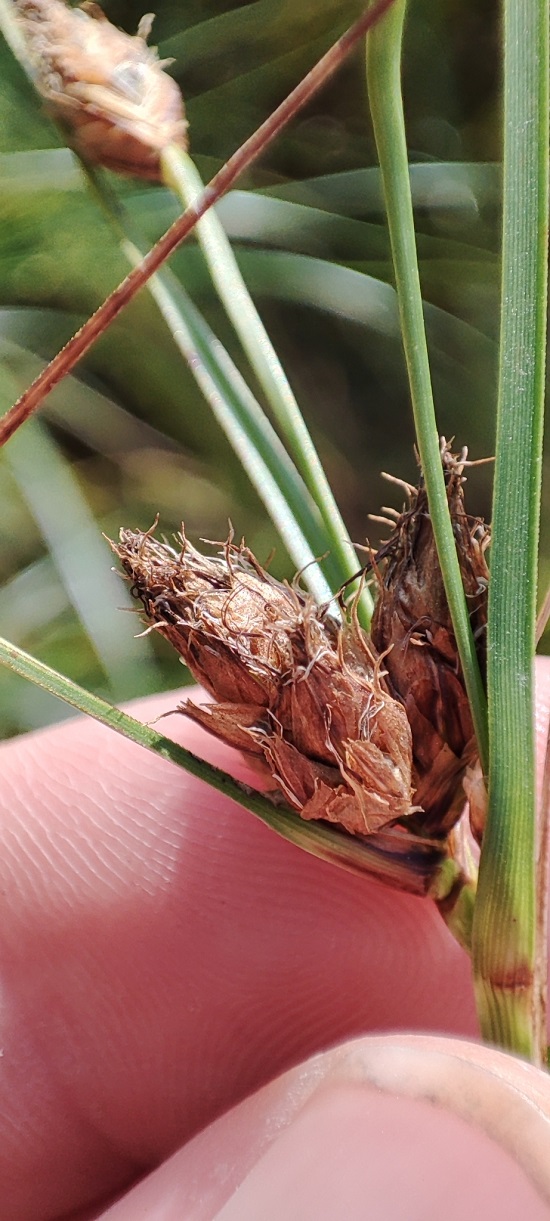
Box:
left=370, top=441, right=490, bottom=837
left=110, top=527, right=416, bottom=838
left=15, top=0, right=187, bottom=179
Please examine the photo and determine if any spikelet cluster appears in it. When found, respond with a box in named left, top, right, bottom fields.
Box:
left=111, top=527, right=415, bottom=838
left=112, top=443, right=489, bottom=843
left=15, top=0, right=187, bottom=179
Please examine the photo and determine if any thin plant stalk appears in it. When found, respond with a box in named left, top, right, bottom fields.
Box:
left=161, top=145, right=372, bottom=623
left=472, top=0, right=549, bottom=1062
left=365, top=0, right=488, bottom=773
left=0, top=0, right=397, bottom=448
left=82, top=165, right=336, bottom=604
left=122, top=235, right=335, bottom=604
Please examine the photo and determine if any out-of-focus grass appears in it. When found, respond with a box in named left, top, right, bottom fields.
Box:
left=0, top=0, right=546, bottom=737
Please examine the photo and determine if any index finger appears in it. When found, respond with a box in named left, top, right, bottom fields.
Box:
left=0, top=659, right=548, bottom=1219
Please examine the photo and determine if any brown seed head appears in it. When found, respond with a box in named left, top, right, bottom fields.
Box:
left=111, top=526, right=415, bottom=838
left=370, top=442, right=490, bottom=837
left=15, top=0, right=187, bottom=179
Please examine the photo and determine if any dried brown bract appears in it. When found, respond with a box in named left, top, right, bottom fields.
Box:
left=370, top=442, right=490, bottom=837
left=15, top=0, right=187, bottom=179
left=111, top=526, right=415, bottom=838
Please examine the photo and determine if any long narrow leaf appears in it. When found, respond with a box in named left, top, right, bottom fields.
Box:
left=366, top=0, right=488, bottom=770
left=161, top=146, right=372, bottom=621
left=472, top=0, right=549, bottom=1062
left=82, top=167, right=337, bottom=602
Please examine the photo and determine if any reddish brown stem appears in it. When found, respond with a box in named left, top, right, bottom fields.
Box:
left=0, top=0, right=396, bottom=447
left=535, top=703, right=550, bottom=1061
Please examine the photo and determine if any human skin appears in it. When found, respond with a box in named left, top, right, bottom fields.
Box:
left=0, top=659, right=549, bottom=1220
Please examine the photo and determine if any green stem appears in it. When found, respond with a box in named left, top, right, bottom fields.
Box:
left=366, top=0, right=488, bottom=772
left=161, top=145, right=372, bottom=625
left=472, top=0, right=549, bottom=1062
left=82, top=163, right=336, bottom=604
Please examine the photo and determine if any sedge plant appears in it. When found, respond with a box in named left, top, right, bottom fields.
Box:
left=0, top=0, right=547, bottom=1065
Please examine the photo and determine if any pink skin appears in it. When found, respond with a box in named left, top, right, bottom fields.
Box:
left=0, top=660, right=549, bottom=1221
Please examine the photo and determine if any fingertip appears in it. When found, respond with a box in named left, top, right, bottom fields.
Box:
left=96, top=1035, right=550, bottom=1221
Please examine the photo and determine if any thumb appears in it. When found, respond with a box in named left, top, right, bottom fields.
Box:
left=94, top=1034, right=550, bottom=1221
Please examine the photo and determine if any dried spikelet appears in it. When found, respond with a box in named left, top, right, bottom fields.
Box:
left=370, top=442, right=490, bottom=837
left=15, top=0, right=187, bottom=179
left=110, top=526, right=416, bottom=838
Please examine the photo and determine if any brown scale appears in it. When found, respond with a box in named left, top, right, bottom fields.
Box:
left=370, top=442, right=490, bottom=837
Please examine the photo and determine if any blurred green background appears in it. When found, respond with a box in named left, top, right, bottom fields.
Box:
left=0, top=0, right=547, bottom=737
